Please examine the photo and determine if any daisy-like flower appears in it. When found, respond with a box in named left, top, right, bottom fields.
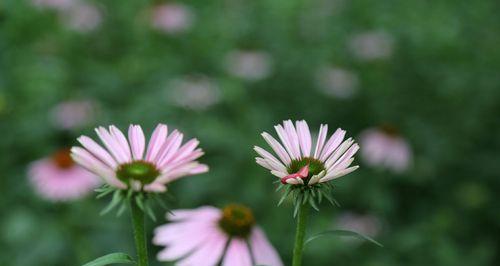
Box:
left=71, top=124, right=208, bottom=193
left=224, top=50, right=273, bottom=81
left=50, top=99, right=97, bottom=130
left=29, top=149, right=101, bottom=201
left=359, top=125, right=411, bottom=173
left=255, top=120, right=359, bottom=186
left=153, top=205, right=283, bottom=266
left=151, top=3, right=194, bottom=34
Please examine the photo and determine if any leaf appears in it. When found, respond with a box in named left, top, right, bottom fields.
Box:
left=100, top=190, right=123, bottom=216
left=81, top=252, right=135, bottom=266
left=277, top=187, right=292, bottom=206
left=144, top=203, right=157, bottom=221
left=304, top=230, right=383, bottom=247
left=308, top=196, right=319, bottom=211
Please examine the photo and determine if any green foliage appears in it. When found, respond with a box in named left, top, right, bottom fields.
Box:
left=1, top=0, right=500, bottom=265
left=81, top=252, right=135, bottom=266
left=305, top=229, right=383, bottom=248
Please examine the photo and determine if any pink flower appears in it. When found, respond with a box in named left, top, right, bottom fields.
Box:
left=315, top=66, right=359, bottom=99
left=348, top=30, right=394, bottom=61
left=225, top=50, right=273, bottom=81
left=29, top=149, right=101, bottom=201
left=61, top=2, right=102, bottom=33
left=31, top=0, right=75, bottom=11
left=359, top=126, right=412, bottom=172
left=151, top=3, right=194, bottom=34
left=167, top=75, right=220, bottom=110
left=255, top=120, right=359, bottom=186
left=50, top=100, right=96, bottom=130
left=334, top=212, right=381, bottom=239
left=71, top=124, right=208, bottom=192
left=153, top=205, right=283, bottom=266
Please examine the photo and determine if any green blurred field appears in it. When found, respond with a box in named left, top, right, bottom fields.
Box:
left=1, top=0, right=499, bottom=265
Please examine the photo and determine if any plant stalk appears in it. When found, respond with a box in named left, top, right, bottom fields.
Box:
left=130, top=199, right=149, bottom=266
left=292, top=204, right=309, bottom=266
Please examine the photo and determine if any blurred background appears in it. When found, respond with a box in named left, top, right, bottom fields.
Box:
left=1, top=0, right=500, bottom=265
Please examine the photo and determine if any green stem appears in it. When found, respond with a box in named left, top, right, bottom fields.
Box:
left=130, top=199, right=149, bottom=266
left=292, top=204, right=309, bottom=266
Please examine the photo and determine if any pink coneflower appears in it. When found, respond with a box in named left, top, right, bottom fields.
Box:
left=31, top=0, right=75, bottom=11
left=348, top=30, right=394, bottom=61
left=61, top=2, right=102, bottom=33
left=151, top=3, right=194, bottom=34
left=315, top=66, right=359, bottom=99
left=255, top=120, right=359, bottom=186
left=29, top=149, right=101, bottom=201
left=225, top=50, right=273, bottom=81
left=153, top=205, right=283, bottom=266
left=167, top=75, right=220, bottom=110
left=71, top=124, right=208, bottom=192
left=359, top=126, right=412, bottom=172
left=50, top=100, right=96, bottom=130
left=334, top=212, right=381, bottom=239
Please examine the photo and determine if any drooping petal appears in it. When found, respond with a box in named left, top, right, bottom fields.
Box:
left=176, top=228, right=227, bottom=266
left=222, top=238, right=253, bottom=266
left=77, top=135, right=117, bottom=168
left=254, top=146, right=287, bottom=172
left=250, top=227, right=283, bottom=266
left=319, top=165, right=359, bottom=183
left=261, top=132, right=292, bottom=165
left=70, top=147, right=126, bottom=188
left=166, top=206, right=221, bottom=221
left=156, top=131, right=183, bottom=167
left=324, top=138, right=354, bottom=169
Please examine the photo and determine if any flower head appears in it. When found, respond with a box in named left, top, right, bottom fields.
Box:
left=255, top=120, right=359, bottom=212
left=359, top=125, right=411, bottom=172
left=71, top=124, right=208, bottom=193
left=60, top=2, right=102, bottom=33
left=224, top=50, right=273, bottom=81
left=153, top=205, right=283, bottom=266
left=255, top=120, right=359, bottom=186
left=315, top=66, right=359, bottom=99
left=50, top=100, right=97, bottom=130
left=29, top=149, right=101, bottom=201
left=151, top=3, right=194, bottom=34
left=167, top=75, right=220, bottom=110
left=348, top=30, right=394, bottom=61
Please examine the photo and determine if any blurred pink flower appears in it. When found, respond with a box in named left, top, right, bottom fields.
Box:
left=29, top=149, right=100, bottom=201
left=153, top=205, right=283, bottom=266
left=348, top=30, right=394, bottom=61
left=61, top=3, right=102, bottom=32
left=335, top=212, right=381, bottom=239
left=50, top=100, right=96, bottom=130
left=359, top=126, right=412, bottom=172
left=31, top=0, right=75, bottom=11
left=151, top=3, right=194, bottom=34
left=315, top=66, right=359, bottom=99
left=255, top=120, right=359, bottom=185
left=71, top=124, right=208, bottom=192
left=225, top=50, right=273, bottom=81
left=168, top=76, right=220, bottom=110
